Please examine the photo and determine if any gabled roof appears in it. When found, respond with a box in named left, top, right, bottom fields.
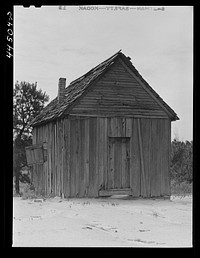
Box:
left=30, top=50, right=179, bottom=127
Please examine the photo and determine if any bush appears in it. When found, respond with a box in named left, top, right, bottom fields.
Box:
left=170, top=139, right=193, bottom=184
left=13, top=180, right=37, bottom=199
left=21, top=183, right=37, bottom=199
left=19, top=166, right=31, bottom=184
left=171, top=180, right=192, bottom=196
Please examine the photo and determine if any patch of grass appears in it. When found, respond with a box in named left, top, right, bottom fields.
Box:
left=111, top=202, right=119, bottom=206
left=13, top=181, right=39, bottom=199
left=13, top=181, right=26, bottom=197
left=171, top=180, right=192, bottom=196
left=152, top=211, right=159, bottom=218
left=21, top=184, right=38, bottom=199
left=82, top=201, right=90, bottom=206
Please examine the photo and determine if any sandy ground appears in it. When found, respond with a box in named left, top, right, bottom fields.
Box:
left=13, top=195, right=192, bottom=247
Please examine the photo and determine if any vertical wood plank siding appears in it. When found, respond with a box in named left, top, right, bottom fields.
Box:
left=32, top=116, right=171, bottom=198
left=131, top=119, right=141, bottom=196
left=64, top=118, right=70, bottom=197
left=89, top=118, right=98, bottom=196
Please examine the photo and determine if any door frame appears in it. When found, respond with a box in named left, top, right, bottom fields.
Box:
left=99, top=136, right=132, bottom=196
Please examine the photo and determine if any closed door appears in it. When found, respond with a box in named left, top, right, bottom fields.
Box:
left=108, top=137, right=130, bottom=189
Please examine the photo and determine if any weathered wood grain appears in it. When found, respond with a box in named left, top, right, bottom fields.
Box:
left=89, top=117, right=98, bottom=196
left=168, top=119, right=171, bottom=196
left=137, top=118, right=146, bottom=197
left=65, top=118, right=70, bottom=197
left=70, top=60, right=169, bottom=118
left=75, top=118, right=80, bottom=197
left=125, top=118, right=132, bottom=137
left=160, top=119, right=171, bottom=196
left=48, top=124, right=52, bottom=195
left=140, top=119, right=151, bottom=197
left=130, top=119, right=140, bottom=196
left=114, top=138, right=121, bottom=188
left=125, top=138, right=130, bottom=188
left=69, top=119, right=75, bottom=197
left=121, top=139, right=126, bottom=188
left=150, top=119, right=160, bottom=197
left=78, top=119, right=85, bottom=197
left=98, top=118, right=104, bottom=192
left=99, top=188, right=132, bottom=197
left=31, top=115, right=171, bottom=199
left=108, top=138, right=114, bottom=189
left=84, top=118, right=90, bottom=196
left=103, top=118, right=108, bottom=191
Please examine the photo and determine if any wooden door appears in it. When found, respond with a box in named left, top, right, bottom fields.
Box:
left=108, top=137, right=130, bottom=189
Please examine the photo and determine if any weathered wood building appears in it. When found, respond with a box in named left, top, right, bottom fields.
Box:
left=26, top=50, right=179, bottom=198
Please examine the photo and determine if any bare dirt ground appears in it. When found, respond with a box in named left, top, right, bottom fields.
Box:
left=13, top=195, right=192, bottom=247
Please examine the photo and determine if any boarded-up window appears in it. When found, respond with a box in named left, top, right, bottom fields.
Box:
left=25, top=144, right=44, bottom=165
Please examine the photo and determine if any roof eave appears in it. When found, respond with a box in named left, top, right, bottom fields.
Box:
left=171, top=115, right=180, bottom=122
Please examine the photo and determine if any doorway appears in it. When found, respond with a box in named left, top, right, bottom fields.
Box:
left=107, top=137, right=130, bottom=190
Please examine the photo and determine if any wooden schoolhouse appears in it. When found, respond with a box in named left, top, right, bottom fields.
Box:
left=26, top=50, right=179, bottom=198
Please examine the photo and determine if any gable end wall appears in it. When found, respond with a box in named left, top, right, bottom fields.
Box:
left=69, top=59, right=169, bottom=118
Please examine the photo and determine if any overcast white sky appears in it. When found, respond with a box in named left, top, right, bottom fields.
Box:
left=14, top=5, right=193, bottom=141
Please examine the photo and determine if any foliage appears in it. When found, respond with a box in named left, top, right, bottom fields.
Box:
left=13, top=81, right=49, bottom=137
left=170, top=139, right=193, bottom=184
left=13, top=81, right=49, bottom=194
left=13, top=134, right=32, bottom=189
left=170, top=180, right=192, bottom=196
left=21, top=183, right=37, bottom=200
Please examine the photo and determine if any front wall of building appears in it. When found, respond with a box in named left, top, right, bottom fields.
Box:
left=31, top=116, right=171, bottom=198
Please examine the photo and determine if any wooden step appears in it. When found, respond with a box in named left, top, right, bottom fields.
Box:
left=99, top=188, right=132, bottom=197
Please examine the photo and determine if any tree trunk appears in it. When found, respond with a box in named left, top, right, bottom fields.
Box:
left=15, top=168, right=20, bottom=195
left=13, top=137, right=21, bottom=195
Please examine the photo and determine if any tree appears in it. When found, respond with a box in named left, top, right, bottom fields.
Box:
left=13, top=81, right=49, bottom=194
